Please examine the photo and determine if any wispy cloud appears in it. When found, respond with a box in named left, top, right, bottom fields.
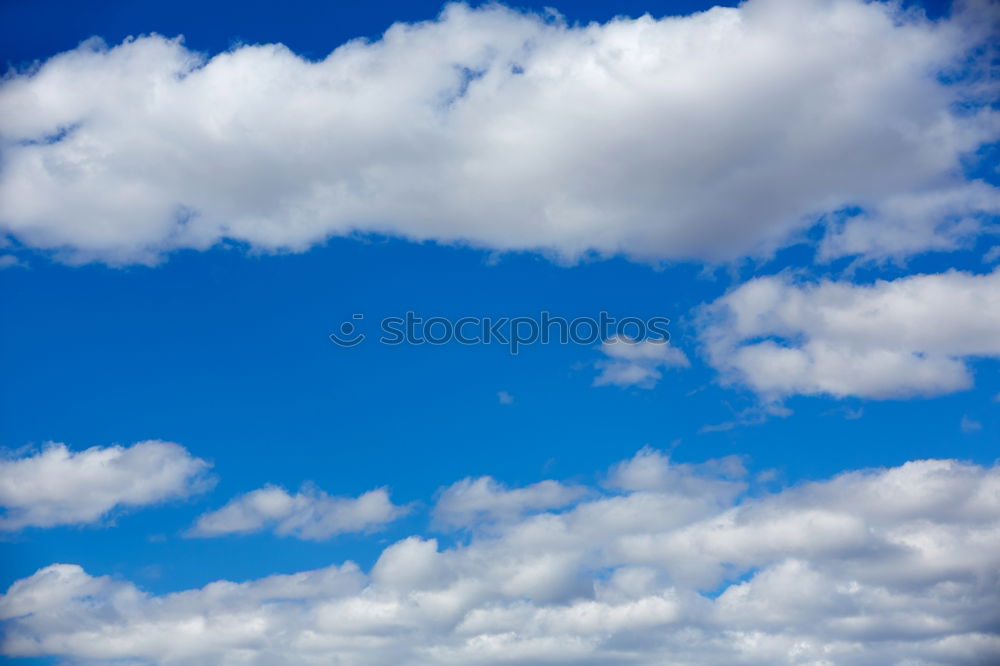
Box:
left=593, top=336, right=689, bottom=389
left=0, top=255, right=25, bottom=269
left=961, top=415, right=983, bottom=433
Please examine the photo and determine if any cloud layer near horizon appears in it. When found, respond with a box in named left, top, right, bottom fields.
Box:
left=2, top=447, right=999, bottom=664
left=1, top=0, right=996, bottom=265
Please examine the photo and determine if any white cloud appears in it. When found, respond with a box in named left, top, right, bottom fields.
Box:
left=0, top=440, right=212, bottom=530
left=0, top=0, right=995, bottom=265
left=433, top=476, right=586, bottom=529
left=593, top=336, right=690, bottom=388
left=604, top=446, right=746, bottom=494
left=188, top=483, right=408, bottom=540
left=496, top=391, right=514, bottom=405
left=3, top=449, right=999, bottom=664
left=701, top=267, right=1000, bottom=399
left=819, top=182, right=1000, bottom=262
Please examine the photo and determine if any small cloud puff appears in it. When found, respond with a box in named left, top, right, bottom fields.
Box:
left=188, top=483, right=409, bottom=540
left=593, top=336, right=690, bottom=389
left=960, top=415, right=982, bottom=433
left=0, top=255, right=25, bottom=269
left=433, top=476, right=587, bottom=529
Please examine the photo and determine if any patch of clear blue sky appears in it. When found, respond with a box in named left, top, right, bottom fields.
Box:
left=3, top=236, right=996, bottom=591
left=0, top=0, right=953, bottom=68
left=0, top=7, right=990, bottom=666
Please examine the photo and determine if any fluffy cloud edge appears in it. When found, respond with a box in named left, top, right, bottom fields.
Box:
left=0, top=440, right=213, bottom=530
left=0, top=0, right=996, bottom=266
left=699, top=267, right=1000, bottom=400
left=187, top=483, right=410, bottom=540
left=2, top=448, right=999, bottom=665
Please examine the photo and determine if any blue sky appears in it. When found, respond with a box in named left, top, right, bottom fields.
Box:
left=0, top=1, right=998, bottom=665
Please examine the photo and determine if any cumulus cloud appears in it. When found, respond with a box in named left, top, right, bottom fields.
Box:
left=593, top=336, right=690, bottom=388
left=3, top=449, right=999, bottom=664
left=433, top=476, right=587, bottom=529
left=700, top=267, right=1000, bottom=399
left=819, top=182, right=1000, bottom=262
left=188, top=483, right=408, bottom=539
left=0, top=440, right=212, bottom=530
left=0, top=0, right=996, bottom=265
left=604, top=446, right=746, bottom=493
